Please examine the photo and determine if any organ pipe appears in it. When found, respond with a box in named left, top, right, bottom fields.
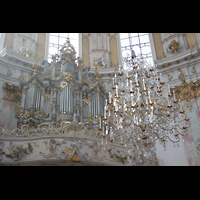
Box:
left=66, top=86, right=68, bottom=114
left=60, top=90, right=63, bottom=113
left=31, top=85, right=36, bottom=107
left=69, top=87, right=71, bottom=114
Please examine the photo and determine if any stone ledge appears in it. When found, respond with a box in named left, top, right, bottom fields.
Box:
left=155, top=46, right=200, bottom=71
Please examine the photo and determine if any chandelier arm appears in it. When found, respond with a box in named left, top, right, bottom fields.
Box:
left=166, top=134, right=180, bottom=143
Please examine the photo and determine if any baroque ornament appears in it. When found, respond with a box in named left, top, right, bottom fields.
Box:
left=2, top=83, right=21, bottom=104
left=168, top=40, right=180, bottom=55
left=7, top=69, right=12, bottom=77
left=170, top=67, right=200, bottom=112
left=40, top=137, right=105, bottom=163
left=172, top=79, right=200, bottom=102
left=16, top=37, right=34, bottom=58
left=5, top=142, right=33, bottom=161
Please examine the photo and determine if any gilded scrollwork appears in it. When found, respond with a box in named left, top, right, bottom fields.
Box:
left=2, top=83, right=21, bottom=104
left=16, top=37, right=34, bottom=58
left=44, top=93, right=51, bottom=101
left=5, top=141, right=33, bottom=161
left=93, top=56, right=106, bottom=69
left=60, top=72, right=76, bottom=82
left=82, top=140, right=104, bottom=161
left=0, top=120, right=103, bottom=138
left=171, top=78, right=200, bottom=112
left=190, top=66, right=196, bottom=74
left=7, top=69, right=12, bottom=77
left=40, top=137, right=105, bottom=163
left=168, top=74, right=173, bottom=81
left=39, top=107, right=45, bottom=119
left=178, top=68, right=186, bottom=85
left=82, top=93, right=89, bottom=105
left=50, top=104, right=59, bottom=112
left=175, top=79, right=200, bottom=101
left=51, top=56, right=61, bottom=70
left=18, top=71, right=25, bottom=82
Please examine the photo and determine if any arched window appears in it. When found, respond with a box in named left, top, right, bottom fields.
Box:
left=120, top=33, right=153, bottom=64
left=48, top=33, right=78, bottom=62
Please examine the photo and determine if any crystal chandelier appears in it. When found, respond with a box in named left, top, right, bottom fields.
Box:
left=100, top=52, right=191, bottom=166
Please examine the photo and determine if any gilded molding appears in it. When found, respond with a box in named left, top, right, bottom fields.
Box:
left=60, top=72, right=76, bottom=82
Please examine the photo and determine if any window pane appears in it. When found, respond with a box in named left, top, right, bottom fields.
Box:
left=120, top=33, right=152, bottom=64
left=121, top=39, right=130, bottom=47
left=141, top=46, right=151, bottom=55
left=122, top=49, right=131, bottom=57
left=50, top=33, right=59, bottom=37
left=49, top=46, right=58, bottom=56
left=49, top=35, right=58, bottom=44
left=120, top=33, right=129, bottom=39
left=139, top=33, right=147, bottom=36
left=139, top=35, right=149, bottom=44
left=60, top=33, right=68, bottom=38
left=130, top=33, right=138, bottom=37
left=69, top=33, right=78, bottom=39
left=131, top=37, right=139, bottom=45
left=59, top=37, right=66, bottom=47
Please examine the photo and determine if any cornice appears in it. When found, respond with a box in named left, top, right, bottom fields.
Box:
left=0, top=48, right=43, bottom=71
left=0, top=48, right=34, bottom=65
left=155, top=46, right=200, bottom=73
left=89, top=67, right=115, bottom=75
left=0, top=73, right=19, bottom=86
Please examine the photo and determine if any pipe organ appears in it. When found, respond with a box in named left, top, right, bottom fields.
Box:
left=16, top=38, right=108, bottom=128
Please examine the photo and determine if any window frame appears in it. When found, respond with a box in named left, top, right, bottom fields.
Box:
left=119, top=33, right=153, bottom=65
